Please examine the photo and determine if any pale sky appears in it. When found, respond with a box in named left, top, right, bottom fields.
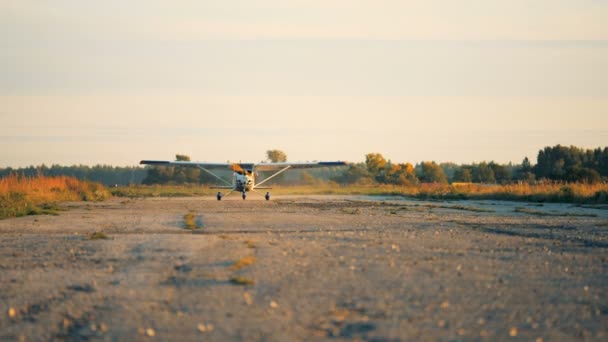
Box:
left=1, top=1, right=607, bottom=167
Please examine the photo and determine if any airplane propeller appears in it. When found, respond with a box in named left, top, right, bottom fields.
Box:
left=231, top=163, right=245, bottom=173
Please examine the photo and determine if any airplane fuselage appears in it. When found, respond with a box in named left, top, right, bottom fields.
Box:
left=234, top=170, right=254, bottom=192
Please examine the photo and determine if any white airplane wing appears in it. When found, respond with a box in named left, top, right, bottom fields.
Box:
left=253, top=161, right=348, bottom=171
left=140, top=160, right=232, bottom=168
left=140, top=160, right=347, bottom=170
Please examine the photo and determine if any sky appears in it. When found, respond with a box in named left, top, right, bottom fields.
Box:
left=1, top=0, right=607, bottom=167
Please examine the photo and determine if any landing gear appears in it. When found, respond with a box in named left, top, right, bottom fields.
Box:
left=216, top=192, right=222, bottom=201
left=242, top=191, right=246, bottom=200
left=265, top=192, right=270, bottom=201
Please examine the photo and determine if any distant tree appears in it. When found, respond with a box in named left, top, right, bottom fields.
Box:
left=0, top=164, right=146, bottom=186
left=534, top=145, right=598, bottom=181
left=515, top=157, right=535, bottom=183
left=142, top=154, right=199, bottom=185
left=475, top=162, right=495, bottom=183
left=175, top=154, right=191, bottom=161
left=569, top=167, right=602, bottom=183
left=331, top=163, right=373, bottom=185
left=199, top=169, right=225, bottom=184
left=266, top=150, right=287, bottom=163
left=365, top=153, right=387, bottom=174
left=453, top=166, right=473, bottom=183
left=419, top=161, right=448, bottom=184
left=261, top=150, right=289, bottom=183
left=365, top=153, right=387, bottom=182
left=600, top=147, right=608, bottom=177
left=488, top=161, right=511, bottom=183
left=440, top=162, right=459, bottom=183
left=173, top=154, right=199, bottom=184
left=521, top=157, right=532, bottom=173
left=299, top=171, right=317, bottom=185
left=385, top=162, right=418, bottom=185
left=306, top=166, right=346, bottom=182
left=142, top=166, right=172, bottom=185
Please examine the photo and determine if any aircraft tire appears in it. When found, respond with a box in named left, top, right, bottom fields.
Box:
left=265, top=192, right=270, bottom=201
left=242, top=191, right=246, bottom=200
left=216, top=192, right=222, bottom=201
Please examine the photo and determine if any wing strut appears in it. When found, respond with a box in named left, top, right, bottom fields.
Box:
left=197, top=166, right=232, bottom=187
left=254, top=166, right=291, bottom=188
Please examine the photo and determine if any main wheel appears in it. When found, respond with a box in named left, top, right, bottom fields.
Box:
left=242, top=191, right=246, bottom=200
left=265, top=192, right=270, bottom=201
left=216, top=192, right=222, bottom=201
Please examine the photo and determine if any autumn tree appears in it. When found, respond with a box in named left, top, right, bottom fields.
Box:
left=364, top=153, right=388, bottom=183
left=266, top=150, right=287, bottom=163
left=385, top=162, right=418, bottom=185
left=365, top=153, right=387, bottom=174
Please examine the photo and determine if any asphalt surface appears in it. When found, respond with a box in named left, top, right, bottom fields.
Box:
left=0, top=196, right=607, bottom=341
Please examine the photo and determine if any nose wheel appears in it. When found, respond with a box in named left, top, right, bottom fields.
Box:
left=216, top=192, right=222, bottom=201
left=242, top=191, right=246, bottom=200
left=265, top=192, right=270, bottom=201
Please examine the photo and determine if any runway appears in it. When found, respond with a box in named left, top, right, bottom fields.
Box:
left=1, top=196, right=606, bottom=341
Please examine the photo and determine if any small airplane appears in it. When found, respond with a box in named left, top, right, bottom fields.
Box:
left=140, top=159, right=348, bottom=200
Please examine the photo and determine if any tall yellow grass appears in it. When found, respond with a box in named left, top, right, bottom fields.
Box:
left=0, top=174, right=110, bottom=219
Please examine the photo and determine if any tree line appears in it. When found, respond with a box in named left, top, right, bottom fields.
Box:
left=332, top=145, right=608, bottom=185
left=2, top=145, right=606, bottom=186
left=0, top=164, right=146, bottom=186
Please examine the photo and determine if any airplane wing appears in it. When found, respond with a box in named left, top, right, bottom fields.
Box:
left=253, top=161, right=348, bottom=171
left=140, top=160, right=233, bottom=168
left=140, top=160, right=347, bottom=170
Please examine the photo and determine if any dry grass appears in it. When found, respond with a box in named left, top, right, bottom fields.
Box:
left=230, top=256, right=256, bottom=270
left=229, top=276, right=255, bottom=286
left=183, top=212, right=201, bottom=229
left=89, top=231, right=109, bottom=240
left=109, top=182, right=608, bottom=204
left=271, top=183, right=608, bottom=204
left=0, top=174, right=110, bottom=219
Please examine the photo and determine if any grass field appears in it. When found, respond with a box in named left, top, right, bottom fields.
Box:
left=0, top=174, right=110, bottom=219
left=2, top=176, right=606, bottom=220
left=110, top=182, right=608, bottom=204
